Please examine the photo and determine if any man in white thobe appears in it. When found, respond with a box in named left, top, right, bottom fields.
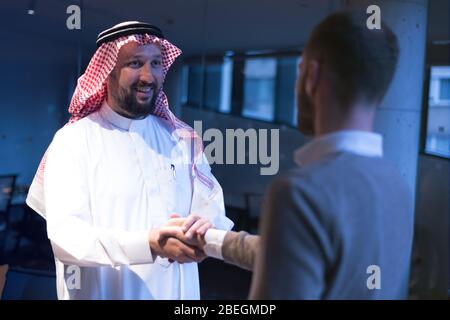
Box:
left=26, top=21, right=233, bottom=300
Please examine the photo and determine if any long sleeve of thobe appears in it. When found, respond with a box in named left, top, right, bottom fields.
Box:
left=44, top=129, right=154, bottom=268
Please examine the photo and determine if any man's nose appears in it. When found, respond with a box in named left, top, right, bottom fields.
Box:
left=140, top=62, right=155, bottom=83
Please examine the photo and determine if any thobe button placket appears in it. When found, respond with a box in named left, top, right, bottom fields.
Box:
left=129, top=126, right=161, bottom=197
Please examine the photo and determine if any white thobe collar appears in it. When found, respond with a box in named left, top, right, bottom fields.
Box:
left=99, top=100, right=148, bottom=131
left=294, top=130, right=383, bottom=166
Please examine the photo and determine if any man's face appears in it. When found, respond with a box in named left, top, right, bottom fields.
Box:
left=296, top=57, right=315, bottom=136
left=107, top=42, right=164, bottom=119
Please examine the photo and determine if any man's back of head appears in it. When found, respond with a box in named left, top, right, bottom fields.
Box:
left=304, top=11, right=399, bottom=110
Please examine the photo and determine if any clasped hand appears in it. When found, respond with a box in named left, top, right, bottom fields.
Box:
left=148, top=214, right=213, bottom=264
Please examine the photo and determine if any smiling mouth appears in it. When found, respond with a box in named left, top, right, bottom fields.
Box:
left=135, top=87, right=153, bottom=94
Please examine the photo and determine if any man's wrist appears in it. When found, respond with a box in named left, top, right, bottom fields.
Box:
left=148, top=229, right=162, bottom=260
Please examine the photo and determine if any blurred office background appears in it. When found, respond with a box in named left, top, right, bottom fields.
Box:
left=0, top=0, right=448, bottom=299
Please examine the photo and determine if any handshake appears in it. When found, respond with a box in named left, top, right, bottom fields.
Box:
left=148, top=214, right=214, bottom=264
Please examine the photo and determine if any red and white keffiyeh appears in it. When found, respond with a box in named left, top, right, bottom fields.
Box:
left=27, top=33, right=213, bottom=218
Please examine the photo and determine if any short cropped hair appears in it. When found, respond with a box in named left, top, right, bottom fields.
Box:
left=304, top=11, right=399, bottom=108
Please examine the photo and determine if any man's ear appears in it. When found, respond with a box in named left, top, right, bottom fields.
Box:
left=108, top=66, right=118, bottom=82
left=305, top=60, right=320, bottom=97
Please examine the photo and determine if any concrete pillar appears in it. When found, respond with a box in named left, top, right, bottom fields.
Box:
left=343, top=0, right=428, bottom=202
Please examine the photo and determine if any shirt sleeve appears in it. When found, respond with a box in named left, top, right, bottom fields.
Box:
left=204, top=228, right=260, bottom=272
left=249, top=174, right=332, bottom=299
left=204, top=228, right=227, bottom=259
left=44, top=128, right=154, bottom=267
left=221, top=231, right=259, bottom=272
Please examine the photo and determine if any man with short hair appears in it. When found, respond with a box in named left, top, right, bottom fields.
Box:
left=249, top=11, right=413, bottom=299
left=161, top=11, right=413, bottom=299
left=26, top=21, right=233, bottom=300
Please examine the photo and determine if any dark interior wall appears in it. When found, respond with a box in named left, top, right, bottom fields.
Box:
left=0, top=29, right=79, bottom=186
left=409, top=155, right=449, bottom=299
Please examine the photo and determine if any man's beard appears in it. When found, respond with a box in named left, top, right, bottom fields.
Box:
left=111, top=81, right=159, bottom=119
left=296, top=75, right=315, bottom=136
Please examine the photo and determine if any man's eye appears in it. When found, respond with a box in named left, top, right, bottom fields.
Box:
left=128, top=60, right=142, bottom=68
left=152, top=60, right=162, bottom=67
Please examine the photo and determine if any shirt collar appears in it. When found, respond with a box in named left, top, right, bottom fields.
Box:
left=99, top=100, right=147, bottom=131
left=294, top=130, right=383, bottom=166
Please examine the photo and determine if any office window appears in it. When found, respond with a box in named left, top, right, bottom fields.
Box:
left=425, top=66, right=450, bottom=158
left=274, top=56, right=299, bottom=127
left=182, top=59, right=232, bottom=113
left=184, top=64, right=203, bottom=107
left=203, top=63, right=222, bottom=110
left=182, top=52, right=301, bottom=127
left=440, top=78, right=450, bottom=100
left=242, top=58, right=277, bottom=121
left=219, top=58, right=233, bottom=113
